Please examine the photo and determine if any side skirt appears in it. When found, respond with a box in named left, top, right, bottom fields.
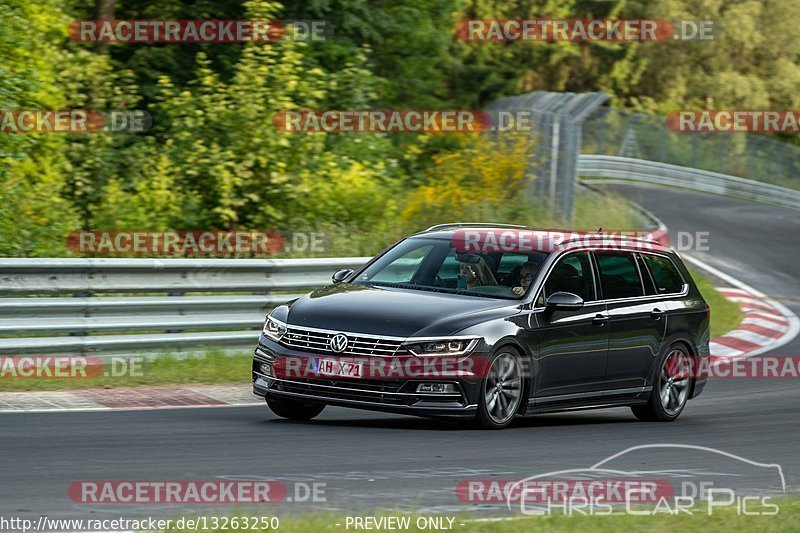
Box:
left=524, top=386, right=651, bottom=415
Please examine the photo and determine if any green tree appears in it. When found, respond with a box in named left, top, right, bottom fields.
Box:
left=0, top=0, right=81, bottom=256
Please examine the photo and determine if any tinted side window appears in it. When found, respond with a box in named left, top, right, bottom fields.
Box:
left=643, top=254, right=685, bottom=294
left=538, top=252, right=595, bottom=306
left=595, top=252, right=644, bottom=299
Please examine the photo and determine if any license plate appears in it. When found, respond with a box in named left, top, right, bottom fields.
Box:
left=315, top=358, right=362, bottom=378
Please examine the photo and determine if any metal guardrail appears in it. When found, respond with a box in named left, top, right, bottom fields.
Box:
left=577, top=155, right=800, bottom=210
left=0, top=257, right=368, bottom=357
left=582, top=107, right=800, bottom=191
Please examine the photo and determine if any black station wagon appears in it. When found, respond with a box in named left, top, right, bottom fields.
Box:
left=253, top=223, right=710, bottom=429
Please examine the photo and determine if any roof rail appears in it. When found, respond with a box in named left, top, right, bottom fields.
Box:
left=424, top=222, right=530, bottom=232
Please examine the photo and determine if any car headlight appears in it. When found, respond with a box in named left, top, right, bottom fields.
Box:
left=404, top=337, right=480, bottom=357
left=262, top=316, right=287, bottom=342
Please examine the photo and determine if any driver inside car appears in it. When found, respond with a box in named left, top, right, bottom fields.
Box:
left=512, top=261, right=538, bottom=297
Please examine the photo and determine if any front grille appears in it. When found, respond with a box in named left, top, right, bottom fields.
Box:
left=300, top=377, right=404, bottom=393
left=279, top=326, right=408, bottom=357
left=274, top=378, right=408, bottom=405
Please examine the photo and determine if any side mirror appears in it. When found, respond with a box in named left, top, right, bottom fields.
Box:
left=331, top=269, right=353, bottom=284
left=545, top=291, right=584, bottom=311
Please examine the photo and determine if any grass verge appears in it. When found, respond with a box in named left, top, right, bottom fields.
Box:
left=158, top=499, right=799, bottom=532
left=0, top=350, right=253, bottom=392
left=690, top=267, right=744, bottom=338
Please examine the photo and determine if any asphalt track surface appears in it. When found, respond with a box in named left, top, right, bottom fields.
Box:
left=2, top=185, right=799, bottom=522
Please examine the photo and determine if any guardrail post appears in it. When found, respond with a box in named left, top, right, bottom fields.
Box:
left=487, top=91, right=610, bottom=220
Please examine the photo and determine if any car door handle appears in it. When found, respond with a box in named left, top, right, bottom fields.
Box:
left=650, top=308, right=666, bottom=320
left=593, top=314, right=609, bottom=326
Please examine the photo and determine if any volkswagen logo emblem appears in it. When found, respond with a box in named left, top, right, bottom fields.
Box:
left=329, top=333, right=348, bottom=353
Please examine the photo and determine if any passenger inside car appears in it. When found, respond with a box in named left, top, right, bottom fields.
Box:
left=458, top=256, right=497, bottom=289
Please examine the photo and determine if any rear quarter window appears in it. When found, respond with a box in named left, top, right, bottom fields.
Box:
left=642, top=254, right=685, bottom=294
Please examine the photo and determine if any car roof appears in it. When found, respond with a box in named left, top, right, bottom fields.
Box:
left=410, top=223, right=671, bottom=254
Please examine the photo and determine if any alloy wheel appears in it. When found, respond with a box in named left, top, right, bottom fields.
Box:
left=484, top=352, right=523, bottom=424
left=659, top=348, right=691, bottom=415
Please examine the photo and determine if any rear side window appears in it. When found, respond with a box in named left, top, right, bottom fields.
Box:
left=642, top=254, right=685, bottom=294
left=595, top=252, right=644, bottom=300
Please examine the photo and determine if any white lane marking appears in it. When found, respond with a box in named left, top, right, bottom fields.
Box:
left=728, top=297, right=778, bottom=309
left=741, top=317, right=789, bottom=332
left=716, top=287, right=750, bottom=294
left=465, top=516, right=531, bottom=523
left=0, top=391, right=102, bottom=411
left=188, top=385, right=261, bottom=405
left=741, top=305, right=782, bottom=315
left=685, top=254, right=800, bottom=358
left=744, top=311, right=790, bottom=325
left=683, top=255, right=767, bottom=297
left=724, top=329, right=784, bottom=346
left=709, top=342, right=745, bottom=358
left=0, top=401, right=261, bottom=414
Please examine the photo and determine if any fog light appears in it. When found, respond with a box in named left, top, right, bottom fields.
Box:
left=259, top=362, right=274, bottom=376
left=416, top=383, right=457, bottom=394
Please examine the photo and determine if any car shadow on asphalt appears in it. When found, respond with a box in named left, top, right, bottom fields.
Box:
left=262, top=409, right=641, bottom=432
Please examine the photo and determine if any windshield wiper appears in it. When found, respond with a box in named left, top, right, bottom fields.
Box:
left=362, top=281, right=505, bottom=299
left=361, top=281, right=416, bottom=290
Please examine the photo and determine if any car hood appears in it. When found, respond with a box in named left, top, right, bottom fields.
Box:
left=279, top=283, right=517, bottom=337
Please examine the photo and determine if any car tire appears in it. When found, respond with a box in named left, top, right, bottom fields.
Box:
left=266, top=398, right=326, bottom=421
left=476, top=349, right=525, bottom=429
left=632, top=342, right=693, bottom=422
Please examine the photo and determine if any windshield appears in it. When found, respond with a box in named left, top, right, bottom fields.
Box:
left=353, top=237, right=548, bottom=299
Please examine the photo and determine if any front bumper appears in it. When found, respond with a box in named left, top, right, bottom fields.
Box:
left=252, top=338, right=482, bottom=419
left=690, top=377, right=708, bottom=399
